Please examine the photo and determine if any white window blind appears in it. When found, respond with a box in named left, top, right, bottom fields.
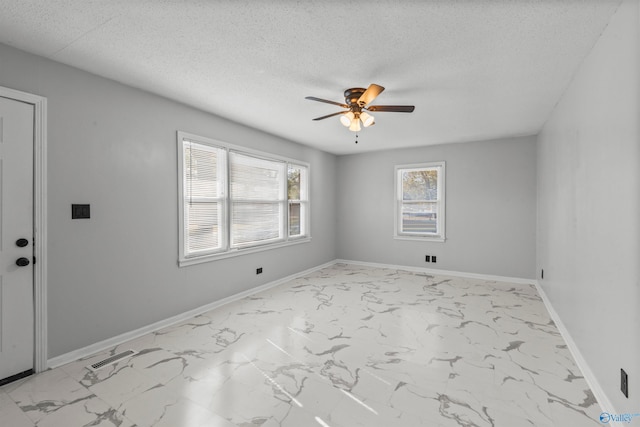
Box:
left=183, top=139, right=226, bottom=255
left=229, top=151, right=285, bottom=248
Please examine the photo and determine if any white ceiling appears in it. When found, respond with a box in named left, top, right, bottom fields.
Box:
left=0, top=1, right=622, bottom=155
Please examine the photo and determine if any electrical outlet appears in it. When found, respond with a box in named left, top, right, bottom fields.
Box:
left=425, top=255, right=431, bottom=262
left=256, top=267, right=263, bottom=275
left=621, top=368, right=629, bottom=398
left=432, top=256, right=437, bottom=263
left=71, top=204, right=90, bottom=219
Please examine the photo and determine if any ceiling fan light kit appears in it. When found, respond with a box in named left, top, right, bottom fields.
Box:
left=360, top=111, right=375, bottom=127
left=340, top=111, right=355, bottom=127
left=306, top=83, right=415, bottom=132
left=349, top=117, right=362, bottom=132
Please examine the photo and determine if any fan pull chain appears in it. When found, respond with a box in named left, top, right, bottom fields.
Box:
left=355, top=133, right=358, bottom=144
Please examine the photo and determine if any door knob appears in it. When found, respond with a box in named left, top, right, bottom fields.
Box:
left=16, top=257, right=30, bottom=267
left=16, top=238, right=29, bottom=247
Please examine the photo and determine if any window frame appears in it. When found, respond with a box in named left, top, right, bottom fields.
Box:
left=394, top=161, right=446, bottom=242
left=177, top=131, right=311, bottom=266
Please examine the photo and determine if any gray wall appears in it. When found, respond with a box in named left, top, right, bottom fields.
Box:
left=537, top=0, right=639, bottom=413
left=336, top=136, right=537, bottom=279
left=0, top=43, right=338, bottom=358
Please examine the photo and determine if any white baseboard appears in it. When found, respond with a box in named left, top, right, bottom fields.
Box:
left=534, top=281, right=620, bottom=425
left=47, top=260, right=336, bottom=369
left=335, top=259, right=537, bottom=285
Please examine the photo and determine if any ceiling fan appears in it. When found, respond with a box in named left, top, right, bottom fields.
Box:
left=305, top=83, right=415, bottom=132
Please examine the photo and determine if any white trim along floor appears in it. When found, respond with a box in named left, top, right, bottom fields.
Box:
left=0, top=263, right=608, bottom=426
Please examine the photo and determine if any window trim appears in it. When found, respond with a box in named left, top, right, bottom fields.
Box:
left=394, top=161, right=446, bottom=242
left=177, top=131, right=311, bottom=267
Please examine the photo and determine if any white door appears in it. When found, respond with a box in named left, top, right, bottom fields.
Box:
left=0, top=96, right=34, bottom=382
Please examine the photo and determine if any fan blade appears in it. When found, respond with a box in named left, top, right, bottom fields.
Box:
left=367, top=105, right=415, bottom=113
left=305, top=96, right=349, bottom=108
left=312, top=111, right=348, bottom=121
left=357, top=84, right=385, bottom=106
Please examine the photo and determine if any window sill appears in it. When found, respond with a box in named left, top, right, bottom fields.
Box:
left=394, top=235, right=445, bottom=243
left=178, top=236, right=312, bottom=267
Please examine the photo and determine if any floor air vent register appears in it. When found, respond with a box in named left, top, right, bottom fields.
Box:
left=87, top=350, right=138, bottom=372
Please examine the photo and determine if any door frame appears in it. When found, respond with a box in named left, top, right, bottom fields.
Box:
left=0, top=85, right=47, bottom=373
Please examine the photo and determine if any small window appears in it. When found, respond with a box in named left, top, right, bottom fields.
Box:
left=287, top=164, right=308, bottom=238
left=178, top=131, right=310, bottom=266
left=395, top=162, right=445, bottom=241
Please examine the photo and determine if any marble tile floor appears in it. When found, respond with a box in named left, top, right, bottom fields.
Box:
left=0, top=263, right=607, bottom=427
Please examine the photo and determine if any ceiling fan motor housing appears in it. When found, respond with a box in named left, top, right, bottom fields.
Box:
left=344, top=88, right=366, bottom=107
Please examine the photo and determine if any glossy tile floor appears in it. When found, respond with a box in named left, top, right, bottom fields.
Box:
left=0, top=264, right=606, bottom=426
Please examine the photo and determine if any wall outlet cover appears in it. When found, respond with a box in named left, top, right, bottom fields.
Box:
left=72, top=204, right=90, bottom=219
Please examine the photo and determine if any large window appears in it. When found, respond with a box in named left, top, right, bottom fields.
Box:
left=395, top=162, right=445, bottom=241
left=178, top=132, right=310, bottom=265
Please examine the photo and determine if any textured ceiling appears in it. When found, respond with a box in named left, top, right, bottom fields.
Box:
left=0, top=0, right=622, bottom=155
